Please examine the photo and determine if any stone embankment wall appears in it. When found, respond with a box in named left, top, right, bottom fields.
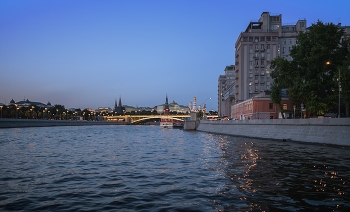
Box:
left=197, top=118, right=350, bottom=146
left=0, top=118, right=127, bottom=128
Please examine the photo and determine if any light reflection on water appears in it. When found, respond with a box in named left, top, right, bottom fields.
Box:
left=0, top=125, right=349, bottom=211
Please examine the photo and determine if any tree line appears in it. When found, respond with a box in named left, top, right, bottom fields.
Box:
left=270, top=21, right=350, bottom=117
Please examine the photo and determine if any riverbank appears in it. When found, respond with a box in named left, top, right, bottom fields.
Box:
left=0, top=118, right=127, bottom=128
left=197, top=118, right=350, bottom=146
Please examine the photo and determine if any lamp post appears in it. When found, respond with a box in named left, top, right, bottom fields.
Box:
left=293, top=105, right=296, bottom=119
left=301, top=103, right=304, bottom=119
left=0, top=105, right=2, bottom=118
left=337, top=67, right=341, bottom=118
left=326, top=61, right=341, bottom=118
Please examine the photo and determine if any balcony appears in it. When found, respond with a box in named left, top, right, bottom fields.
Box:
left=255, top=48, right=260, bottom=51
left=261, top=48, right=265, bottom=51
left=255, top=80, right=259, bottom=83
left=260, top=81, right=265, bottom=84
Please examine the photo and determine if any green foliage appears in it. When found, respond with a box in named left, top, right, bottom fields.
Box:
left=270, top=83, right=285, bottom=119
left=270, top=21, right=350, bottom=116
left=196, top=111, right=203, bottom=118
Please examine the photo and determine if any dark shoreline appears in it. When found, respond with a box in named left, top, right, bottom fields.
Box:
left=0, top=118, right=128, bottom=128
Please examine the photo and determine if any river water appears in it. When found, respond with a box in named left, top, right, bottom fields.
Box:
left=0, top=125, right=349, bottom=211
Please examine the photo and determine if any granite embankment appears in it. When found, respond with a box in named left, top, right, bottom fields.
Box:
left=197, top=118, right=350, bottom=146
left=0, top=118, right=127, bottom=128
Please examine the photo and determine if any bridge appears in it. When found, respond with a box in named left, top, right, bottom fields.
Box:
left=104, top=114, right=190, bottom=124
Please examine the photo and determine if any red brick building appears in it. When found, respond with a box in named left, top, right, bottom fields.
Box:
left=231, top=93, right=293, bottom=120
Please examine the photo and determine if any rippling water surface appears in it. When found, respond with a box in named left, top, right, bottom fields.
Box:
left=0, top=125, right=349, bottom=211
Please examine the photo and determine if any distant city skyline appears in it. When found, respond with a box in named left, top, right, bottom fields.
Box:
left=1, top=0, right=350, bottom=110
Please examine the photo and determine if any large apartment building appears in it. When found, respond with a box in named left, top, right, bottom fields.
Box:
left=233, top=12, right=306, bottom=102
left=217, top=12, right=309, bottom=119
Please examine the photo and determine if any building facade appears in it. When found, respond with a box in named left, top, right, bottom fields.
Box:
left=231, top=92, right=293, bottom=120
left=218, top=65, right=235, bottom=117
left=226, top=12, right=307, bottom=119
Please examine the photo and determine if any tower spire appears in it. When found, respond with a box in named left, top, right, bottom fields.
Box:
left=118, top=95, right=122, bottom=107
left=164, top=93, right=169, bottom=115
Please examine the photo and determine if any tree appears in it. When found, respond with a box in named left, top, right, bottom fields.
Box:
left=270, top=83, right=285, bottom=119
left=270, top=21, right=350, bottom=117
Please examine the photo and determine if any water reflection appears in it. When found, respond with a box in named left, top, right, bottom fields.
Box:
left=213, top=135, right=350, bottom=211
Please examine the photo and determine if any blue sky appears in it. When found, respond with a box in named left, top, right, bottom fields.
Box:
left=1, top=0, right=350, bottom=110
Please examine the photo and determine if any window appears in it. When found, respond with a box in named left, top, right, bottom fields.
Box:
left=249, top=77, right=252, bottom=82
left=249, top=69, right=252, bottom=73
left=266, top=85, right=270, bottom=90
left=266, top=36, right=271, bottom=41
left=261, top=44, right=264, bottom=50
left=272, top=36, right=277, bottom=41
left=255, top=60, right=259, bottom=66
left=283, top=104, right=287, bottom=110
left=249, top=37, right=253, bottom=42
left=269, top=103, right=273, bottom=109
left=249, top=53, right=252, bottom=58
left=266, top=44, right=270, bottom=49
left=249, top=45, right=253, bottom=49
left=282, top=47, right=286, bottom=53
left=266, top=76, right=270, bottom=82
left=260, top=85, right=264, bottom=91
left=300, top=22, right=305, bottom=28
left=255, top=45, right=259, bottom=50
left=283, top=40, right=286, bottom=44
left=254, top=37, right=259, bottom=42
left=289, top=39, right=292, bottom=44
left=289, top=47, right=292, bottom=51
left=260, top=36, right=265, bottom=42
left=266, top=53, right=270, bottom=58
left=260, top=76, right=264, bottom=82
left=261, top=60, right=264, bottom=65
left=261, top=52, right=264, bottom=57
left=249, top=61, right=253, bottom=65
left=243, top=37, right=248, bottom=42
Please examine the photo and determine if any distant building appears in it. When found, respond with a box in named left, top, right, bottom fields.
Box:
left=97, top=107, right=113, bottom=114
left=8, top=98, right=52, bottom=108
left=114, top=96, right=125, bottom=114
left=156, top=95, right=189, bottom=114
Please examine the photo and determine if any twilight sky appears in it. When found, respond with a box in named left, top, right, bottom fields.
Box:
left=1, top=0, right=350, bottom=110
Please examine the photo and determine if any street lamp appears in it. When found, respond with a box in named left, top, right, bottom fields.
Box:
left=326, top=61, right=341, bottom=118
left=0, top=105, right=3, bottom=118
left=293, top=105, right=296, bottom=119
left=301, top=103, right=304, bottom=119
